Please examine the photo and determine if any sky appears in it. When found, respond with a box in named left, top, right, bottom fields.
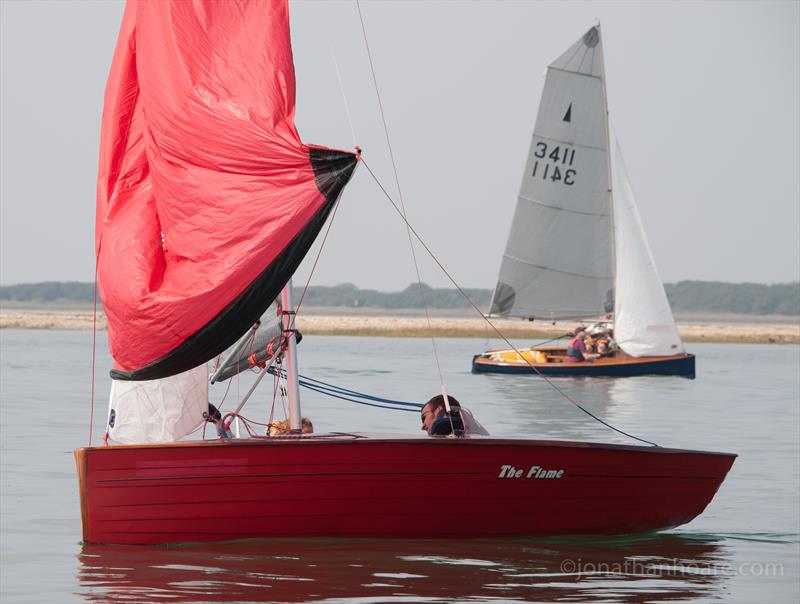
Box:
left=1, top=0, right=798, bottom=291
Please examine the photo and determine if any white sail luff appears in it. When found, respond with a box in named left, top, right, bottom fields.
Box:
left=611, top=141, right=684, bottom=357
left=597, top=25, right=617, bottom=306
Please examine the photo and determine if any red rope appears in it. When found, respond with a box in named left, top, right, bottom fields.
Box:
left=248, top=351, right=266, bottom=369
left=89, top=253, right=99, bottom=447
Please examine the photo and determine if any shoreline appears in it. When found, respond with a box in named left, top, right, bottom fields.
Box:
left=1, top=310, right=797, bottom=344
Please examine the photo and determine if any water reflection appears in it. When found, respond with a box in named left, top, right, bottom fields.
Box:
left=77, top=534, right=731, bottom=603
left=482, top=373, right=624, bottom=443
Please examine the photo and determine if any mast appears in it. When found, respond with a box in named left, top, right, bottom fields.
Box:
left=281, top=280, right=302, bottom=432
left=596, top=23, right=617, bottom=317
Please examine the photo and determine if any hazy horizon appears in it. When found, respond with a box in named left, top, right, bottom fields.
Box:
left=2, top=0, right=798, bottom=290
left=1, top=277, right=798, bottom=294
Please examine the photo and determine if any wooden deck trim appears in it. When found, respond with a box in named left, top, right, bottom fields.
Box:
left=74, top=448, right=89, bottom=543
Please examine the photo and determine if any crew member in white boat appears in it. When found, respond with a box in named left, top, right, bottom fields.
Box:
left=420, top=394, right=489, bottom=436
left=566, top=328, right=601, bottom=362
left=594, top=328, right=617, bottom=356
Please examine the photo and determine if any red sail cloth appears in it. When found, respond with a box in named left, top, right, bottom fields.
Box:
left=96, top=0, right=350, bottom=374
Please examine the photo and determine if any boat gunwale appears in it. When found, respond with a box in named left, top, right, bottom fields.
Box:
left=74, top=432, right=736, bottom=459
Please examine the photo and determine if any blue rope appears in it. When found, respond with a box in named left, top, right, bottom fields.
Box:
left=299, top=382, right=421, bottom=412
left=299, top=374, right=421, bottom=407
left=268, top=367, right=423, bottom=412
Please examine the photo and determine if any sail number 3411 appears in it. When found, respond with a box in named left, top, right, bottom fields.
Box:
left=532, top=142, right=576, bottom=186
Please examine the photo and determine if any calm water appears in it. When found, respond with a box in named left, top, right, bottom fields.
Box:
left=1, top=329, right=798, bottom=603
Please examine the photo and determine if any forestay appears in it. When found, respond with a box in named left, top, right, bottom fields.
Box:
left=490, top=26, right=614, bottom=320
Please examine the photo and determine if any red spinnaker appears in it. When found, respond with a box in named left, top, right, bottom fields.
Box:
left=96, top=0, right=357, bottom=380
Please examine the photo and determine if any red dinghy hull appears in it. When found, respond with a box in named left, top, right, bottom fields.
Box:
left=75, top=435, right=735, bottom=545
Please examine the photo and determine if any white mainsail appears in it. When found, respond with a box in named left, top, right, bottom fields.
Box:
left=611, top=141, right=683, bottom=356
left=490, top=26, right=614, bottom=320
left=490, top=25, right=684, bottom=357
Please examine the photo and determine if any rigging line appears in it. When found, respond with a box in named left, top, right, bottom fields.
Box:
left=300, top=380, right=421, bottom=407
left=303, top=387, right=420, bottom=411
left=89, top=254, right=99, bottom=447
left=331, top=47, right=358, bottom=148
left=528, top=333, right=574, bottom=348
left=361, top=157, right=658, bottom=447
left=208, top=321, right=249, bottom=420
left=268, top=358, right=281, bottom=427
left=289, top=166, right=352, bottom=333
left=212, top=364, right=236, bottom=412
left=269, top=367, right=422, bottom=407
left=355, top=0, right=447, bottom=392
left=299, top=382, right=420, bottom=412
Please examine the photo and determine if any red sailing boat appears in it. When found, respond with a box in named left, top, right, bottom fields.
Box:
left=75, top=2, right=734, bottom=546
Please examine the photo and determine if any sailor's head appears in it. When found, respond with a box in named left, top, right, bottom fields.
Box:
left=421, top=394, right=461, bottom=433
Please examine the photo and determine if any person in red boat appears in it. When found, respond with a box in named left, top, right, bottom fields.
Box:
left=421, top=394, right=489, bottom=436
left=204, top=403, right=232, bottom=439
left=268, top=417, right=314, bottom=435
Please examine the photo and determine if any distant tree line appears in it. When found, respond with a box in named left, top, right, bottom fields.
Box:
left=0, top=281, right=96, bottom=304
left=663, top=281, right=800, bottom=316
left=1, top=280, right=798, bottom=316
left=296, top=283, right=493, bottom=309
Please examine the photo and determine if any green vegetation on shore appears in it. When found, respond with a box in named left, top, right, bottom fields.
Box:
left=2, top=280, right=798, bottom=316
left=663, top=281, right=799, bottom=316
left=0, top=281, right=96, bottom=304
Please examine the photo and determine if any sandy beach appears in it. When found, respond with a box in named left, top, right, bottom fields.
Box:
left=1, top=309, right=797, bottom=344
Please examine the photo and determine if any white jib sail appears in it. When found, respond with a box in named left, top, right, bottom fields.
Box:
left=106, top=364, right=209, bottom=445
left=611, top=140, right=684, bottom=357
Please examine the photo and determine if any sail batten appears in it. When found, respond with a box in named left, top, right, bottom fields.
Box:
left=518, top=194, right=610, bottom=217
left=502, top=254, right=611, bottom=280
left=548, top=66, right=603, bottom=81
